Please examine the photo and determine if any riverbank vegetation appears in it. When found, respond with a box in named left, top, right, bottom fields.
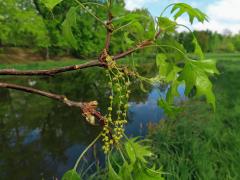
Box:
left=149, top=54, right=240, bottom=179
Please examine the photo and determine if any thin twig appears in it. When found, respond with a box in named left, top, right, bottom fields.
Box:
left=0, top=60, right=102, bottom=76
left=0, top=82, right=84, bottom=108
left=0, top=82, right=107, bottom=125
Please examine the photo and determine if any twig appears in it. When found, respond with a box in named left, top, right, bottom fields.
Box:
left=113, top=40, right=154, bottom=60
left=0, top=39, right=157, bottom=76
left=0, top=82, right=106, bottom=124
left=0, top=82, right=84, bottom=108
left=0, top=60, right=102, bottom=76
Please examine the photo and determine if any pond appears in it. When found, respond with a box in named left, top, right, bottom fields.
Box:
left=0, top=66, right=185, bottom=179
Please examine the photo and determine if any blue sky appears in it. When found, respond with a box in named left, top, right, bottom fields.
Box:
left=125, top=0, right=240, bottom=34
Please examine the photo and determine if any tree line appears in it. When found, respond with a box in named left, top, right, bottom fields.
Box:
left=1, top=0, right=240, bottom=60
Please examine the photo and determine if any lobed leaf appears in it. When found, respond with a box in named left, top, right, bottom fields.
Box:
left=62, top=6, right=78, bottom=49
left=192, top=36, right=204, bottom=59
left=171, top=3, right=208, bottom=24
left=158, top=17, right=177, bottom=32
left=124, top=137, right=153, bottom=164
left=178, top=59, right=219, bottom=110
left=62, top=169, right=82, bottom=180
left=41, top=0, right=63, bottom=11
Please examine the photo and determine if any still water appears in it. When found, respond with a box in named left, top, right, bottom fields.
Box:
left=0, top=67, right=185, bottom=179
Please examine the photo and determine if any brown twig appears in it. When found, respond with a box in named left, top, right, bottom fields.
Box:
left=0, top=82, right=105, bottom=124
left=0, top=40, right=154, bottom=76
left=0, top=60, right=102, bottom=76
left=113, top=40, right=154, bottom=60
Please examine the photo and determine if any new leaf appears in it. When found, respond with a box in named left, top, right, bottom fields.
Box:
left=171, top=3, right=208, bottom=24
left=178, top=59, right=219, bottom=110
left=62, top=6, right=78, bottom=49
left=41, top=0, right=63, bottom=11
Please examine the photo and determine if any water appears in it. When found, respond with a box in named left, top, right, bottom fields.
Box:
left=0, top=67, right=185, bottom=179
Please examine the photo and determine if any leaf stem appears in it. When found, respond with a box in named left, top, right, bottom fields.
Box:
left=74, top=133, right=101, bottom=170
left=160, top=3, right=176, bottom=17
left=74, top=0, right=107, bottom=28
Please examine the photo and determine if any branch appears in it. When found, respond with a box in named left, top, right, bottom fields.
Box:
left=0, top=37, right=160, bottom=77
left=0, top=82, right=105, bottom=125
left=113, top=40, right=154, bottom=60
left=105, top=12, right=113, bottom=51
left=0, top=60, right=103, bottom=76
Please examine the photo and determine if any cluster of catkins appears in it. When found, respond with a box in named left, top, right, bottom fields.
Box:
left=101, top=56, right=130, bottom=154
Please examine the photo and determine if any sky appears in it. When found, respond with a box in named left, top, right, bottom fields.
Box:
left=125, top=0, right=240, bottom=34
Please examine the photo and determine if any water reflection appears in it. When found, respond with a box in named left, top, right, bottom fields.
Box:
left=0, top=67, right=184, bottom=179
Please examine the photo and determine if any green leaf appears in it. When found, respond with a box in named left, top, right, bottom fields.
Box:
left=192, top=36, right=204, bottom=59
left=119, top=161, right=133, bottom=180
left=62, top=169, right=82, bottom=180
left=41, top=0, right=63, bottom=11
left=140, top=81, right=148, bottom=93
left=62, top=6, right=78, bottom=49
left=156, top=54, right=167, bottom=68
left=108, top=156, right=122, bottom=180
left=178, top=59, right=219, bottom=110
left=156, top=54, right=181, bottom=82
left=171, top=3, right=208, bottom=24
left=192, top=59, right=220, bottom=75
left=166, top=80, right=181, bottom=104
left=158, top=17, right=177, bottom=32
left=124, top=138, right=153, bottom=164
left=158, top=99, right=181, bottom=117
left=124, top=32, right=134, bottom=45
left=133, top=163, right=164, bottom=180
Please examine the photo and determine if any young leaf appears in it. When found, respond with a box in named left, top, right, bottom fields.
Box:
left=133, top=162, right=164, bottom=180
left=166, top=80, right=181, bottom=104
left=192, top=36, right=204, bottom=59
left=158, top=17, right=177, bottom=32
left=171, top=3, right=208, bottom=24
left=41, top=0, right=63, bottom=11
left=108, top=156, right=122, bottom=180
left=178, top=59, right=219, bottom=110
left=158, top=99, right=181, bottom=117
left=62, top=6, right=78, bottom=49
left=62, top=169, right=82, bottom=180
left=124, top=138, right=153, bottom=164
left=192, top=59, right=220, bottom=75
left=156, top=54, right=181, bottom=83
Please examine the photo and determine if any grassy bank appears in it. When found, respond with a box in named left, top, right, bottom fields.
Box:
left=149, top=54, right=240, bottom=179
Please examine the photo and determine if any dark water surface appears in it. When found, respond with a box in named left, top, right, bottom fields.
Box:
left=0, top=67, right=185, bottom=179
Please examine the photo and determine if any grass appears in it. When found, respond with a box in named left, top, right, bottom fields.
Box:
left=149, top=53, right=240, bottom=179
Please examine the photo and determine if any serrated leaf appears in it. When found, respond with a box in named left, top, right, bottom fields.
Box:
left=41, top=0, right=63, bottom=11
left=192, top=36, right=204, bottom=59
left=192, top=59, right=220, bottom=75
left=113, top=13, right=144, bottom=25
left=124, top=32, right=134, bottom=45
left=156, top=54, right=181, bottom=82
left=119, top=161, right=133, bottom=180
left=62, top=169, right=82, bottom=180
left=158, top=99, right=181, bottom=117
left=124, top=138, right=153, bottom=164
left=158, top=17, right=177, bottom=32
left=156, top=54, right=167, bottom=68
left=62, top=6, right=78, bottom=49
left=133, top=162, right=164, bottom=180
left=178, top=59, right=219, bottom=110
left=166, top=80, right=181, bottom=104
left=108, top=156, right=122, bottom=180
left=140, top=81, right=148, bottom=93
left=171, top=3, right=208, bottom=24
